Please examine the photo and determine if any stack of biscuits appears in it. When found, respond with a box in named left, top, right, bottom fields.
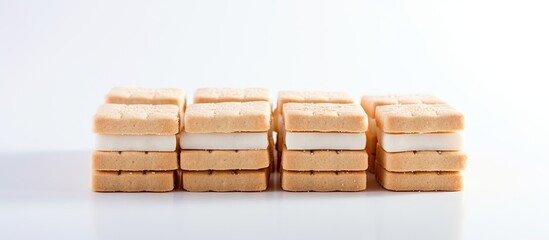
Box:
left=91, top=87, right=185, bottom=192
left=360, top=94, right=445, bottom=173
left=280, top=103, right=369, bottom=192
left=180, top=100, right=272, bottom=192
left=274, top=91, right=355, bottom=168
left=375, top=104, right=466, bottom=191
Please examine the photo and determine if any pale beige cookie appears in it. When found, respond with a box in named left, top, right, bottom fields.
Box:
left=92, top=151, right=178, bottom=171
left=361, top=94, right=445, bottom=118
left=376, top=104, right=464, bottom=133
left=281, top=170, right=367, bottom=192
left=283, top=103, right=367, bottom=132
left=91, top=170, right=175, bottom=192
left=180, top=149, right=270, bottom=170
left=377, top=145, right=467, bottom=172
left=281, top=146, right=368, bottom=171
left=106, top=87, right=186, bottom=106
left=93, top=104, right=179, bottom=135
left=182, top=168, right=269, bottom=192
left=184, top=102, right=271, bottom=133
left=277, top=90, right=354, bottom=111
left=376, top=165, right=462, bottom=191
left=193, top=88, right=271, bottom=104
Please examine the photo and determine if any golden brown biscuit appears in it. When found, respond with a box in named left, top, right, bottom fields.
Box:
left=361, top=94, right=444, bottom=118
left=184, top=102, right=271, bottom=133
left=376, top=104, right=464, bottom=133
left=281, top=170, right=367, bottom=192
left=91, top=151, right=178, bottom=171
left=106, top=87, right=185, bottom=106
left=281, top=146, right=368, bottom=171
left=182, top=168, right=269, bottom=192
left=93, top=104, right=179, bottom=135
left=376, top=145, right=467, bottom=172
left=283, top=103, right=367, bottom=133
left=193, top=88, right=271, bottom=104
left=376, top=164, right=462, bottom=191
left=91, top=170, right=175, bottom=192
left=180, top=149, right=270, bottom=170
left=277, top=90, right=354, bottom=111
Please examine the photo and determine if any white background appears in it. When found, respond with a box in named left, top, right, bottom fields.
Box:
left=1, top=0, right=548, bottom=239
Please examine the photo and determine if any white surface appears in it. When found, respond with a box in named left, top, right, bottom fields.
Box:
left=1, top=0, right=549, bottom=239
left=95, top=135, right=176, bottom=151
left=285, top=132, right=366, bottom=150
left=378, top=132, right=463, bottom=152
left=180, top=132, right=269, bottom=150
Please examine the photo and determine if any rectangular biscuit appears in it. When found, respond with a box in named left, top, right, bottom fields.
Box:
left=182, top=168, right=269, bottom=192
left=283, top=103, right=367, bottom=132
left=93, top=104, right=179, bottom=135
left=377, top=145, right=467, bottom=172
left=92, top=151, right=178, bottom=171
left=193, top=88, right=271, bottom=104
left=180, top=149, right=270, bottom=170
left=361, top=94, right=445, bottom=118
left=376, top=164, right=462, bottom=191
left=277, top=90, right=354, bottom=111
left=184, top=102, right=271, bottom=133
left=376, top=104, right=464, bottom=133
left=91, top=170, right=175, bottom=192
left=106, top=87, right=186, bottom=106
left=281, top=170, right=367, bottom=192
left=281, top=146, right=367, bottom=171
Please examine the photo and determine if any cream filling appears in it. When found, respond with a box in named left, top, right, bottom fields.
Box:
left=285, top=132, right=366, bottom=150
left=378, top=131, right=463, bottom=152
left=180, top=132, right=269, bottom=150
left=95, top=135, right=176, bottom=151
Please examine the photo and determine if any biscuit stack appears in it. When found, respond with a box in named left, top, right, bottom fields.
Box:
left=91, top=87, right=185, bottom=192
left=360, top=95, right=445, bottom=173
left=180, top=101, right=272, bottom=192
left=375, top=104, right=467, bottom=191
left=280, top=103, right=369, bottom=192
left=274, top=91, right=355, bottom=168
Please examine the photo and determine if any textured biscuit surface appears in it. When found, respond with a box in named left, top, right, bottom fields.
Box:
left=377, top=145, right=467, bottom=172
left=283, top=103, right=367, bottom=132
left=93, top=104, right=179, bottom=135
left=106, top=87, right=186, bottom=106
left=376, top=165, right=462, bottom=191
left=91, top=170, right=175, bottom=192
left=92, top=151, right=178, bottom=171
left=184, top=102, right=271, bottom=133
left=277, top=90, right=354, bottom=111
left=281, top=170, right=367, bottom=192
left=361, top=94, right=445, bottom=118
left=376, top=104, right=464, bottom=133
left=180, top=149, right=270, bottom=170
left=182, top=168, right=269, bottom=192
left=193, top=88, right=271, bottom=104
left=281, top=146, right=368, bottom=171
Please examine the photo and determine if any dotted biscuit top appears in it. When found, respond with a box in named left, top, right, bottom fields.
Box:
left=283, top=103, right=368, bottom=133
left=106, top=87, right=186, bottom=106
left=184, top=101, right=271, bottom=133
left=193, top=88, right=271, bottom=104
left=361, top=94, right=445, bottom=118
left=375, top=104, right=464, bottom=133
left=277, top=91, right=354, bottom=111
left=93, top=104, right=180, bottom=135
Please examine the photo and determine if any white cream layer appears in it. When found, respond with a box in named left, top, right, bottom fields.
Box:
left=378, top=131, right=463, bottom=152
left=180, top=132, right=269, bottom=150
left=285, top=132, right=366, bottom=150
left=95, top=135, right=176, bottom=151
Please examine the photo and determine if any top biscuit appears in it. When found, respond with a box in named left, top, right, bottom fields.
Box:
left=93, top=104, right=180, bottom=135
left=376, top=104, right=464, bottom=133
left=184, top=102, right=271, bottom=133
left=361, top=94, right=445, bottom=118
left=283, top=103, right=367, bottom=132
left=193, top=88, right=271, bottom=104
left=106, top=87, right=186, bottom=107
left=277, top=91, right=354, bottom=111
